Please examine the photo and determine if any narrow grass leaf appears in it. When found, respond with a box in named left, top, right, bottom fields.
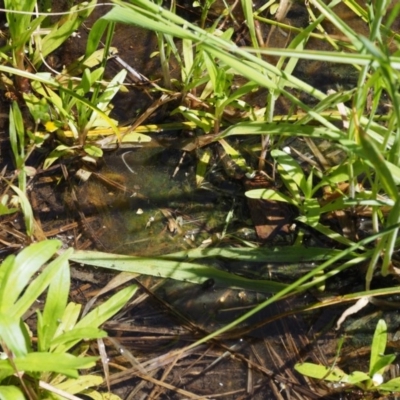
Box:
left=70, top=251, right=287, bottom=293
left=161, top=246, right=352, bottom=262
left=359, top=127, right=398, bottom=201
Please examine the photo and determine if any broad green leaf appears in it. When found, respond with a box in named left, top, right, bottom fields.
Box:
left=83, top=390, right=123, bottom=400
left=81, top=68, right=92, bottom=94
left=0, top=386, right=25, bottom=400
left=196, top=148, right=211, bottom=187
left=218, top=139, right=249, bottom=172
left=271, top=149, right=307, bottom=198
left=182, top=38, right=193, bottom=82
left=43, top=145, right=75, bottom=170
left=294, top=362, right=347, bottom=382
left=12, top=353, right=97, bottom=378
left=245, top=188, right=296, bottom=205
left=369, top=319, right=388, bottom=376
left=343, top=370, right=371, bottom=384
left=0, top=240, right=61, bottom=313
left=171, top=106, right=214, bottom=133
left=70, top=251, right=288, bottom=293
left=0, top=314, right=29, bottom=357
left=55, top=285, right=137, bottom=352
left=76, top=286, right=137, bottom=330
left=0, top=203, right=18, bottom=215
left=53, top=302, right=82, bottom=344
left=13, top=248, right=72, bottom=319
left=379, top=377, right=400, bottom=392
left=86, top=19, right=110, bottom=58
left=84, top=144, right=103, bottom=158
left=370, top=354, right=396, bottom=378
left=38, top=250, right=71, bottom=351
left=54, top=375, right=103, bottom=395
left=202, top=49, right=218, bottom=93
left=9, top=184, right=34, bottom=237
left=51, top=328, right=107, bottom=348
left=303, top=198, right=321, bottom=226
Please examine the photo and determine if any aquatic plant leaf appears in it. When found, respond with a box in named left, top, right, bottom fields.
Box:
left=245, top=188, right=296, bottom=205
left=1, top=353, right=97, bottom=378
left=84, top=144, right=103, bottom=158
left=52, top=285, right=138, bottom=353
left=54, top=302, right=82, bottom=341
left=50, top=328, right=107, bottom=349
left=182, top=38, right=193, bottom=82
left=378, top=377, right=400, bottom=392
left=272, top=149, right=307, bottom=196
left=294, top=362, right=348, bottom=382
left=0, top=386, right=25, bottom=400
left=0, top=240, right=61, bottom=313
left=43, top=145, right=75, bottom=170
left=371, top=354, right=396, bottom=378
left=86, top=19, right=111, bottom=59
left=369, top=319, right=388, bottom=376
left=37, top=251, right=71, bottom=352
left=196, top=148, right=211, bottom=187
left=0, top=314, right=30, bottom=358
left=13, top=248, right=72, bottom=320
left=55, top=375, right=104, bottom=396
left=343, top=371, right=371, bottom=385
left=70, top=251, right=288, bottom=293
left=83, top=391, right=123, bottom=400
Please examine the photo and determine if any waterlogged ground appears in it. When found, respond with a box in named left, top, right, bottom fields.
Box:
left=2, top=1, right=400, bottom=399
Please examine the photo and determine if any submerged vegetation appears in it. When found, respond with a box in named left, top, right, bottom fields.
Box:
left=1, top=0, right=400, bottom=398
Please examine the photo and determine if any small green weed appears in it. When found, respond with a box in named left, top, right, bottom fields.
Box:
left=0, top=240, right=137, bottom=399
left=295, top=319, right=400, bottom=394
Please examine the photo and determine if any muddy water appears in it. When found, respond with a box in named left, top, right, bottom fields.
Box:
left=86, top=146, right=247, bottom=256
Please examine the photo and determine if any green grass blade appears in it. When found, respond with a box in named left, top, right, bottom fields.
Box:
left=70, top=251, right=287, bottom=293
